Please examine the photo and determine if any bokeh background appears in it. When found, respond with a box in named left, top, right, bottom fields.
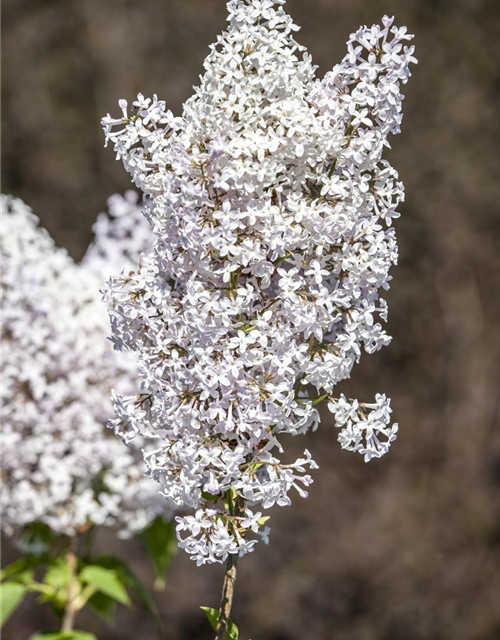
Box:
left=2, top=0, right=500, bottom=638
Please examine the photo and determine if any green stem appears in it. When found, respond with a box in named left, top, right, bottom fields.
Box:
left=60, top=547, right=79, bottom=633
left=296, top=393, right=330, bottom=405
left=327, top=156, right=337, bottom=179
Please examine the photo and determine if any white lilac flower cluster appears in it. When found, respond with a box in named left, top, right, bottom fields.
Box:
left=1, top=193, right=167, bottom=538
left=101, top=0, right=416, bottom=564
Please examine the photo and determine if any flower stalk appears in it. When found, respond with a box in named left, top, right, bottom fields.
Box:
left=215, top=553, right=239, bottom=640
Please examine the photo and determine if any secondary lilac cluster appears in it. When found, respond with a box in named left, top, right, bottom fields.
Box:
left=1, top=193, right=167, bottom=538
left=102, top=0, right=416, bottom=564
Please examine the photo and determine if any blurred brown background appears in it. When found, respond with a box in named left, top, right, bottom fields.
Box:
left=2, top=0, right=500, bottom=638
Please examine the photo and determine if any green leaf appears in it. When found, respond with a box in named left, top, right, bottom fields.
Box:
left=201, top=606, right=218, bottom=631
left=87, top=590, right=116, bottom=622
left=90, top=555, right=160, bottom=625
left=249, top=462, right=264, bottom=472
left=201, top=606, right=240, bottom=640
left=1, top=558, right=28, bottom=582
left=1, top=582, right=27, bottom=626
left=28, top=631, right=97, bottom=640
left=228, top=628, right=240, bottom=640
left=3, top=567, right=34, bottom=588
left=79, top=566, right=130, bottom=606
left=138, top=517, right=177, bottom=589
left=28, top=582, right=57, bottom=603
left=43, top=559, right=72, bottom=590
left=201, top=491, right=220, bottom=501
left=256, top=516, right=270, bottom=526
left=1, top=555, right=49, bottom=582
